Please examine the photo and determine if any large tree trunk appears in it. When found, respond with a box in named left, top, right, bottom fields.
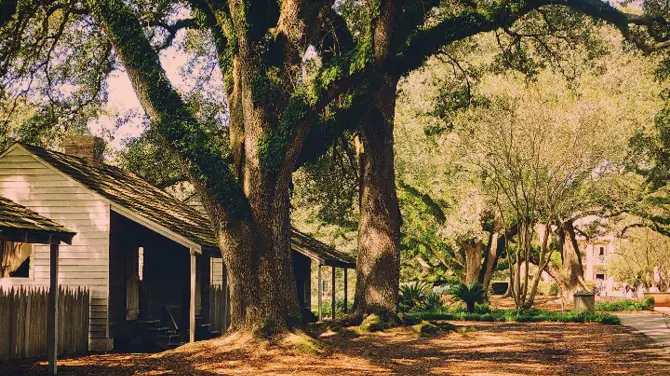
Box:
left=478, top=218, right=503, bottom=291
left=461, top=241, right=483, bottom=286
left=352, top=74, right=401, bottom=319
left=91, top=0, right=302, bottom=334
left=553, top=220, right=588, bottom=300
left=211, top=188, right=301, bottom=333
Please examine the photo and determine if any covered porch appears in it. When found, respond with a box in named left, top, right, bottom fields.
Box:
left=108, top=211, right=219, bottom=350
left=291, top=229, right=356, bottom=321
left=0, top=196, right=76, bottom=375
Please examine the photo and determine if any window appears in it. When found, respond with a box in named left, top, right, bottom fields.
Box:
left=599, top=247, right=605, bottom=256
left=596, top=273, right=605, bottom=280
left=322, top=280, right=328, bottom=296
left=138, top=247, right=144, bottom=281
left=0, top=241, right=32, bottom=278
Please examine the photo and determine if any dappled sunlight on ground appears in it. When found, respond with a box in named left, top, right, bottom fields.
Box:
left=2, top=321, right=669, bottom=375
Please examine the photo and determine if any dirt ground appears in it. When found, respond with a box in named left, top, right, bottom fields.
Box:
left=2, top=320, right=670, bottom=376
left=488, top=296, right=571, bottom=311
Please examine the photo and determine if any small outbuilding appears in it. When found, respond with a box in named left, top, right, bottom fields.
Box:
left=0, top=137, right=355, bottom=353
left=0, top=195, right=76, bottom=375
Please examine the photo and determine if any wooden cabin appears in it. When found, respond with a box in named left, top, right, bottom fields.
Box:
left=0, top=137, right=355, bottom=352
left=0, top=195, right=76, bottom=374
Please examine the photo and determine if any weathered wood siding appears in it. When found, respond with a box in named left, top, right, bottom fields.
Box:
left=211, top=258, right=223, bottom=286
left=0, top=286, right=89, bottom=360
left=209, top=285, right=229, bottom=334
left=0, top=146, right=111, bottom=351
left=186, top=197, right=225, bottom=288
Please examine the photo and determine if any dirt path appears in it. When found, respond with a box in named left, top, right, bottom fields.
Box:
left=2, top=321, right=669, bottom=375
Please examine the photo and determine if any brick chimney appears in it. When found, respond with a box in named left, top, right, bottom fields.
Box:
left=62, top=135, right=105, bottom=167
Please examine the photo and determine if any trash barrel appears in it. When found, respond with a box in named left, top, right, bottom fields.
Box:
left=574, top=290, right=595, bottom=313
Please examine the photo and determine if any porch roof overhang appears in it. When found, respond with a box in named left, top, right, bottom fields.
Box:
left=7, top=142, right=213, bottom=252
left=0, top=228, right=75, bottom=245
left=0, top=196, right=75, bottom=245
left=290, top=228, right=356, bottom=269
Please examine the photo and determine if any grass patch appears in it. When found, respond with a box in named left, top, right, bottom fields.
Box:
left=280, top=331, right=329, bottom=355
left=406, top=307, right=621, bottom=325
left=359, top=314, right=385, bottom=332
left=595, top=297, right=654, bottom=311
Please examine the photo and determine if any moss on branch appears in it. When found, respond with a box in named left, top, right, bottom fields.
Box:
left=87, top=0, right=250, bottom=221
left=389, top=0, right=634, bottom=77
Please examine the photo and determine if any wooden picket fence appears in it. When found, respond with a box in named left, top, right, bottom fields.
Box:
left=0, top=286, right=89, bottom=361
left=209, top=284, right=229, bottom=335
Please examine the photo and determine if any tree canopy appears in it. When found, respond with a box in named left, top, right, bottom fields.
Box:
left=3, top=0, right=670, bottom=331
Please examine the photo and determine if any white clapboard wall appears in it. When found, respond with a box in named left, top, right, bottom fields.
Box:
left=0, top=145, right=111, bottom=351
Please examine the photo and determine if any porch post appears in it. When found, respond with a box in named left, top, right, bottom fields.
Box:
left=189, top=249, right=196, bottom=343
left=200, top=252, right=210, bottom=324
left=317, top=265, right=322, bottom=321
left=222, top=264, right=229, bottom=332
left=343, top=268, right=348, bottom=314
left=48, top=239, right=59, bottom=375
left=331, top=266, right=336, bottom=320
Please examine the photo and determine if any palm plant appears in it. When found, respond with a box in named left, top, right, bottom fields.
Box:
left=450, top=282, right=487, bottom=313
left=399, top=281, right=430, bottom=312
left=421, top=292, right=444, bottom=311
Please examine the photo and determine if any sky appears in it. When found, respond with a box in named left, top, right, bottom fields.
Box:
left=87, top=0, right=641, bottom=155
left=88, top=29, right=223, bottom=155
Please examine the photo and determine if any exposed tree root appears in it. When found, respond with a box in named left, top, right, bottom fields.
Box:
left=158, top=328, right=331, bottom=360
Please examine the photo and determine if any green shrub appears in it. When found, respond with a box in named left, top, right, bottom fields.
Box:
left=450, top=282, right=487, bottom=313
left=319, top=299, right=353, bottom=318
left=399, top=281, right=431, bottom=312
left=549, top=283, right=559, bottom=296
left=421, top=292, right=443, bottom=311
left=473, top=303, right=492, bottom=314
left=406, top=307, right=620, bottom=325
left=595, top=297, right=654, bottom=311
left=398, top=282, right=445, bottom=313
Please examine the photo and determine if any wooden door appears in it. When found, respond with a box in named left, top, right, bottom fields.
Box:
left=126, top=246, right=140, bottom=321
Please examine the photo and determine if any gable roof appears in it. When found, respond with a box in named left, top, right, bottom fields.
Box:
left=7, top=143, right=355, bottom=267
left=0, top=195, right=75, bottom=244
left=15, top=142, right=217, bottom=251
left=291, top=228, right=356, bottom=268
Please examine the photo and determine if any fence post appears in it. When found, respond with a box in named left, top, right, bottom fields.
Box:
left=48, top=241, right=59, bottom=375
left=189, top=250, right=196, bottom=343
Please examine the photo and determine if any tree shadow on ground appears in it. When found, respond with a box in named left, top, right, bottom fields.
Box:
left=321, top=321, right=670, bottom=375
left=1, top=322, right=669, bottom=375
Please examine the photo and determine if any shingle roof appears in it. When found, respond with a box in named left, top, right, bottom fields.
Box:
left=0, top=195, right=75, bottom=244
left=291, top=228, right=356, bottom=268
left=14, top=143, right=355, bottom=267
left=19, top=142, right=218, bottom=249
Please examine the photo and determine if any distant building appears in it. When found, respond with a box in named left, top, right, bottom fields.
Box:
left=577, top=235, right=622, bottom=297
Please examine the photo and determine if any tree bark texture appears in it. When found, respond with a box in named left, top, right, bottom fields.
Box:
left=479, top=222, right=504, bottom=291
left=553, top=220, right=589, bottom=299
left=353, top=74, right=402, bottom=318
left=90, top=0, right=302, bottom=334
left=462, top=242, right=483, bottom=286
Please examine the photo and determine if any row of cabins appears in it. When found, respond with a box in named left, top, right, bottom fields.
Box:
left=0, top=136, right=355, bottom=352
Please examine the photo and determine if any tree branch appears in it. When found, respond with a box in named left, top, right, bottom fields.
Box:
left=390, top=0, right=670, bottom=77
left=88, top=0, right=249, bottom=223
left=397, top=180, right=447, bottom=223
left=151, top=18, right=198, bottom=50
